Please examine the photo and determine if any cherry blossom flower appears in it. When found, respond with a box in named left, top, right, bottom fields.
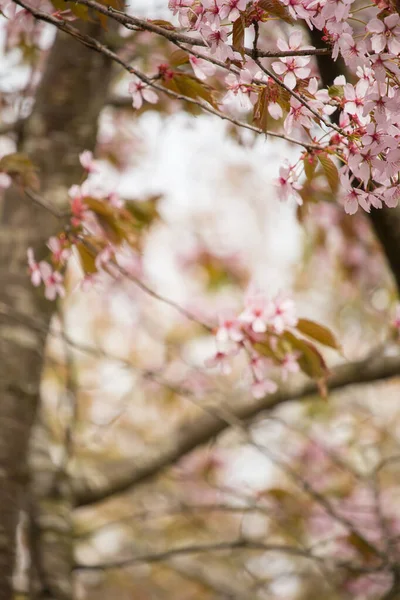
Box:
left=268, top=102, right=283, bottom=120
left=224, top=69, right=257, bottom=110
left=95, top=244, right=115, bottom=271
left=79, top=150, right=99, bottom=173
left=115, top=243, right=142, bottom=277
left=272, top=55, right=310, bottom=90
left=47, top=237, right=70, bottom=264
left=367, top=14, right=400, bottom=55
left=202, top=25, right=235, bottom=61
left=128, top=77, right=158, bottom=110
left=27, top=248, right=45, bottom=287
left=340, top=172, right=371, bottom=214
left=275, top=164, right=302, bottom=205
left=205, top=351, right=233, bottom=374
left=284, top=98, right=313, bottom=134
left=239, top=292, right=274, bottom=333
left=189, top=55, right=216, bottom=81
left=41, top=266, right=65, bottom=301
left=219, top=0, right=247, bottom=21
left=270, top=292, right=298, bottom=333
left=251, top=377, right=278, bottom=398
left=281, top=352, right=300, bottom=380
left=0, top=0, right=17, bottom=19
left=343, top=79, right=368, bottom=119
left=215, top=312, right=244, bottom=351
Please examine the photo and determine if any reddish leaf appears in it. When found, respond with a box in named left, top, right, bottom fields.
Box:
left=148, top=19, right=176, bottom=30
left=283, top=330, right=329, bottom=381
left=232, top=16, right=245, bottom=55
left=258, top=0, right=295, bottom=23
left=296, top=318, right=341, bottom=351
left=0, top=152, right=40, bottom=190
left=170, top=50, right=190, bottom=67
left=303, top=154, right=317, bottom=181
left=253, top=87, right=269, bottom=132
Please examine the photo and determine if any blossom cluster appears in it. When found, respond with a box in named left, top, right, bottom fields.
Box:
left=206, top=291, right=301, bottom=398
left=26, top=151, right=141, bottom=301
left=132, top=0, right=400, bottom=216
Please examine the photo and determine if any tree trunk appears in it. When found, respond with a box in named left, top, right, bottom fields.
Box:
left=0, top=17, right=115, bottom=600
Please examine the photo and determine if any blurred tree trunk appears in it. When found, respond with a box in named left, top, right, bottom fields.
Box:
left=0, top=18, right=115, bottom=600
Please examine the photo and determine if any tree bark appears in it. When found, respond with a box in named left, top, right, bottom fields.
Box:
left=0, top=16, right=115, bottom=600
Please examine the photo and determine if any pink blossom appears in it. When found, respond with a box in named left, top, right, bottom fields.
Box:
left=189, top=55, right=216, bottom=81
left=251, top=377, right=278, bottom=398
left=268, top=102, right=283, bottom=120
left=205, top=351, right=232, bottom=374
left=42, top=267, right=65, bottom=301
left=0, top=0, right=17, bottom=18
left=281, top=352, right=300, bottom=380
left=343, top=79, right=368, bottom=119
left=95, top=244, right=115, bottom=271
left=115, top=243, right=142, bottom=277
left=201, top=0, right=222, bottom=28
left=128, top=77, right=158, bottom=110
left=367, top=14, right=400, bottom=55
left=47, top=237, right=70, bottom=264
left=224, top=69, right=257, bottom=110
left=239, top=292, right=273, bottom=333
left=284, top=98, right=313, bottom=134
left=275, top=164, right=302, bottom=205
left=79, top=150, right=99, bottom=173
left=272, top=55, right=310, bottom=90
left=219, top=0, right=247, bottom=21
left=215, top=312, right=244, bottom=352
left=69, top=190, right=89, bottom=228
left=202, top=25, right=235, bottom=61
left=270, top=292, right=298, bottom=333
left=27, top=248, right=44, bottom=287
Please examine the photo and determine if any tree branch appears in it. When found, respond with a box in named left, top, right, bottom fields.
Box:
left=76, top=350, right=400, bottom=508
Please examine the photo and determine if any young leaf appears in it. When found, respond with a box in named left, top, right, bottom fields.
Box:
left=169, top=74, right=218, bottom=109
left=170, top=50, right=190, bottom=68
left=318, top=154, right=339, bottom=195
left=296, top=318, right=341, bottom=351
left=303, top=155, right=317, bottom=181
left=258, top=0, right=295, bottom=24
left=232, top=16, right=245, bottom=55
left=253, top=87, right=269, bottom=133
left=283, top=331, right=329, bottom=381
left=76, top=242, right=97, bottom=274
left=0, top=152, right=40, bottom=190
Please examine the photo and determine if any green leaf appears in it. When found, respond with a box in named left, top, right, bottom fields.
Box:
left=318, top=154, right=339, bottom=195
left=296, top=318, right=341, bottom=351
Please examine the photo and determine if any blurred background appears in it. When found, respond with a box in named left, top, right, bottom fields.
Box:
left=2, top=1, right=400, bottom=598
